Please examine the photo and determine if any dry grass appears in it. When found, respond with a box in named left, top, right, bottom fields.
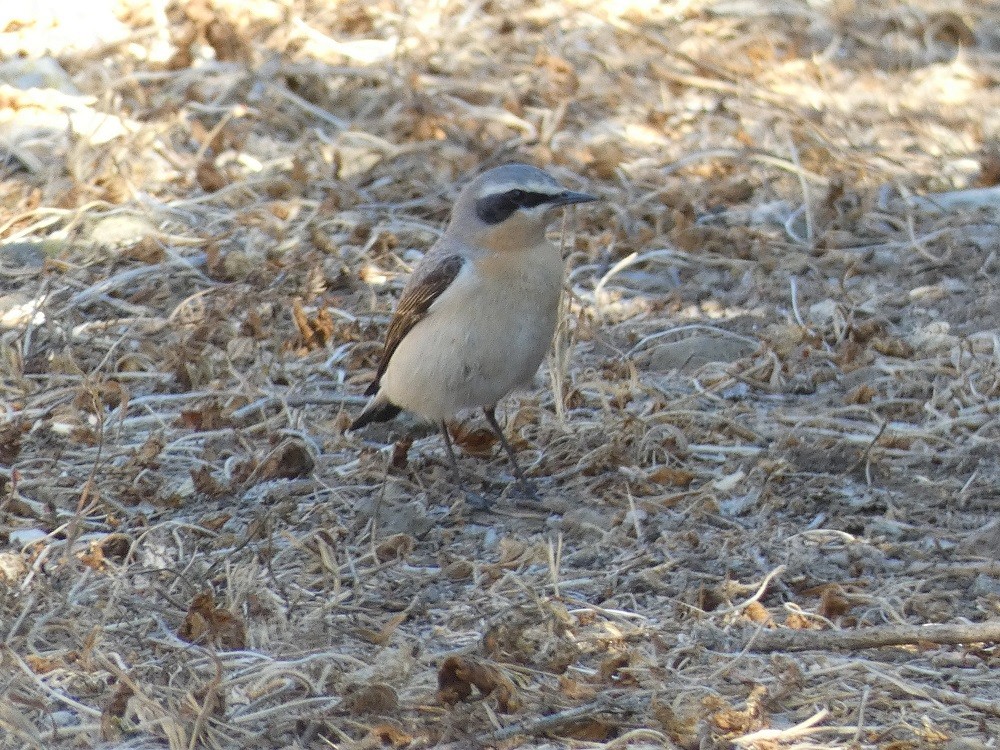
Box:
left=2, top=0, right=1000, bottom=748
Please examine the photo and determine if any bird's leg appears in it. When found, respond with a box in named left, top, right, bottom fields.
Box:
left=439, top=420, right=490, bottom=509
left=439, top=420, right=464, bottom=489
left=482, top=406, right=538, bottom=500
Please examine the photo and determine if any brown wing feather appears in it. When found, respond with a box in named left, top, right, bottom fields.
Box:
left=365, top=254, right=465, bottom=396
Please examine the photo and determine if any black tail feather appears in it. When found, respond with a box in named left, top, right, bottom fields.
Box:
left=349, top=401, right=402, bottom=431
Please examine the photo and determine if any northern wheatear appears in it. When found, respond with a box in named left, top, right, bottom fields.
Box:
left=350, top=163, right=596, bottom=495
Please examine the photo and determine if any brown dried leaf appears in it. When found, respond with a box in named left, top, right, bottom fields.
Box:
left=871, top=335, right=914, bottom=358
left=532, top=51, right=579, bottom=103
left=79, top=533, right=132, bottom=571
left=646, top=467, right=696, bottom=487
left=742, top=601, right=774, bottom=625
left=650, top=697, right=699, bottom=745
left=196, top=159, right=228, bottom=192
left=850, top=319, right=886, bottom=344
left=586, top=141, right=625, bottom=180
left=191, top=466, right=229, bottom=498
left=341, top=682, right=400, bottom=716
left=497, top=538, right=530, bottom=566
left=24, top=654, right=65, bottom=674
left=785, top=612, right=822, bottom=630
left=350, top=723, right=413, bottom=749
left=390, top=435, right=412, bottom=470
left=129, top=434, right=164, bottom=468
left=257, top=440, right=315, bottom=481
left=818, top=584, right=855, bottom=620
left=101, top=683, right=133, bottom=741
left=437, top=655, right=521, bottom=712
left=375, top=534, right=415, bottom=562
left=205, top=19, right=252, bottom=63
left=558, top=675, right=597, bottom=700
left=844, top=383, right=876, bottom=405
left=177, top=402, right=232, bottom=431
left=707, top=685, right=767, bottom=734
left=122, top=236, right=166, bottom=264
left=441, top=559, right=473, bottom=581
left=560, top=719, right=617, bottom=741
left=451, top=424, right=497, bottom=458
left=594, top=653, right=632, bottom=682
left=356, top=612, right=407, bottom=646
left=69, top=426, right=100, bottom=446
left=291, top=298, right=335, bottom=352
left=835, top=339, right=872, bottom=370
left=976, top=149, right=1000, bottom=187
left=0, top=421, right=23, bottom=464
left=199, top=513, right=231, bottom=532
left=177, top=591, right=247, bottom=650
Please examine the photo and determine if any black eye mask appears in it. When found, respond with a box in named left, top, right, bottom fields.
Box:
left=475, top=190, right=554, bottom=224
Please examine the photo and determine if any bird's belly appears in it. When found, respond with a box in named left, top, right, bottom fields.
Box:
left=379, top=278, right=559, bottom=421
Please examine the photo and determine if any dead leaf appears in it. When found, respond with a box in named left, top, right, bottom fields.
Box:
left=441, top=559, right=473, bottom=581
left=195, top=159, right=228, bottom=192
left=73, top=379, right=126, bottom=413
left=845, top=383, right=876, bottom=404
left=390, top=435, right=412, bottom=470
left=706, top=685, right=767, bottom=734
left=0, top=421, right=23, bottom=464
left=558, top=675, right=597, bottom=700
left=199, top=513, right=231, bottom=532
left=646, top=467, right=696, bottom=487
left=586, top=141, right=625, bottom=180
left=291, top=298, right=335, bottom=352
left=345, top=723, right=413, bottom=749
left=742, top=601, right=774, bottom=626
left=79, top=533, right=132, bottom=571
left=497, top=538, right=530, bottom=566
left=101, top=682, right=133, bottom=741
left=190, top=466, right=229, bottom=498
left=257, top=440, right=315, bottom=481
left=871, top=336, right=914, bottom=358
left=559, top=719, right=617, bottom=741
left=128, top=434, right=164, bottom=467
left=375, top=534, right=415, bottom=562
left=342, top=682, right=399, bottom=716
left=205, top=18, right=252, bottom=62
left=785, top=612, right=823, bottom=630
left=178, top=591, right=247, bottom=650
left=596, top=653, right=629, bottom=682
left=437, top=655, right=521, bottom=712
left=177, top=402, right=232, bottom=431
left=24, top=654, right=65, bottom=674
left=650, top=697, right=699, bottom=745
left=818, top=584, right=855, bottom=620
left=451, top=424, right=497, bottom=457
left=356, top=612, right=407, bottom=646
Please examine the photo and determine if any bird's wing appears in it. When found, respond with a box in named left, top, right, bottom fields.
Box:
left=365, top=253, right=465, bottom=396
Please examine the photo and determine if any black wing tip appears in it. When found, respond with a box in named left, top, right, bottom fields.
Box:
left=349, top=401, right=402, bottom=431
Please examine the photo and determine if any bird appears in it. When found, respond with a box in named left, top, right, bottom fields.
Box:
left=349, top=163, right=597, bottom=496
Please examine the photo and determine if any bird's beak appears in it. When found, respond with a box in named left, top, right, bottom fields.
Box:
left=550, top=190, right=598, bottom=207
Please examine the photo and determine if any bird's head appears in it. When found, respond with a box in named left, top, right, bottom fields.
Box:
left=447, top=164, right=596, bottom=252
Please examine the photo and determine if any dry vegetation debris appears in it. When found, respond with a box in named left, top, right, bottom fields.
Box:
left=1, top=0, right=1000, bottom=748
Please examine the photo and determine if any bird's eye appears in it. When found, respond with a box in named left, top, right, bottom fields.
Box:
left=509, top=189, right=526, bottom=202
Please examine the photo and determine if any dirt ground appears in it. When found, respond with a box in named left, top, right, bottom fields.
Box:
left=2, top=0, right=1000, bottom=748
